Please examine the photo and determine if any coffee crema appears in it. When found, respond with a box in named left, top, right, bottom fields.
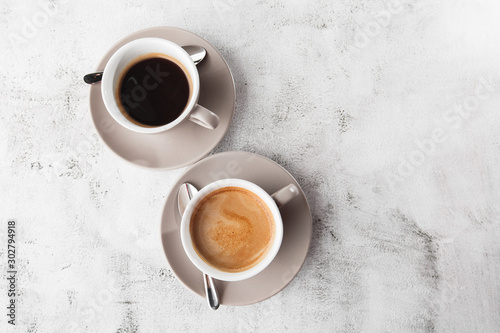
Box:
left=190, top=187, right=275, bottom=273
left=116, top=53, right=192, bottom=127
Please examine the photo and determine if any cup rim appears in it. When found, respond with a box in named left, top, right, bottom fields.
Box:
left=101, top=37, right=200, bottom=134
left=180, top=179, right=284, bottom=282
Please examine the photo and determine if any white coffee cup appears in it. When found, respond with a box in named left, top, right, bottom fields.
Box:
left=180, top=179, right=299, bottom=282
left=101, top=37, right=219, bottom=134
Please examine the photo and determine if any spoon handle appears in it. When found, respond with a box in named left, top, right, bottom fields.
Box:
left=83, top=72, right=103, bottom=85
left=203, top=273, right=220, bottom=310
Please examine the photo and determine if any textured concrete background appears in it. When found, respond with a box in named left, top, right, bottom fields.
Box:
left=1, top=0, right=500, bottom=332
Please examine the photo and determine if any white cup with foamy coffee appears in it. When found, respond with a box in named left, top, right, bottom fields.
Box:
left=180, top=179, right=299, bottom=282
left=101, top=38, right=219, bottom=134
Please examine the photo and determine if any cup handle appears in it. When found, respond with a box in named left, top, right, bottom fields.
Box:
left=271, top=184, right=299, bottom=208
left=189, top=104, right=220, bottom=130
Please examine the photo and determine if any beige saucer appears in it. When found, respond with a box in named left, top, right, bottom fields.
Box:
left=160, top=151, right=312, bottom=305
left=89, top=27, right=235, bottom=169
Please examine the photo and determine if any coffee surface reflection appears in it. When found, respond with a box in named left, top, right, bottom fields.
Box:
left=116, top=53, right=191, bottom=127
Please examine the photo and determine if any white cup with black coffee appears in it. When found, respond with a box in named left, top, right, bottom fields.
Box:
left=101, top=38, right=219, bottom=134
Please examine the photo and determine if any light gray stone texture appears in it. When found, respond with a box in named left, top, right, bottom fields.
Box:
left=1, top=0, right=499, bottom=332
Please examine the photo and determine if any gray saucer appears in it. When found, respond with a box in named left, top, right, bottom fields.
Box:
left=89, top=27, right=235, bottom=170
left=160, top=151, right=312, bottom=305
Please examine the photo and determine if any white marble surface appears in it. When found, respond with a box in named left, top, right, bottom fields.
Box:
left=1, top=0, right=500, bottom=332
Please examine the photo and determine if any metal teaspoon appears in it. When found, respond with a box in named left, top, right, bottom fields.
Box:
left=83, top=45, right=207, bottom=84
left=177, top=182, right=220, bottom=311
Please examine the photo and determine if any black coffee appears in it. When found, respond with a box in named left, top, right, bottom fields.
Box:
left=117, top=53, right=191, bottom=127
